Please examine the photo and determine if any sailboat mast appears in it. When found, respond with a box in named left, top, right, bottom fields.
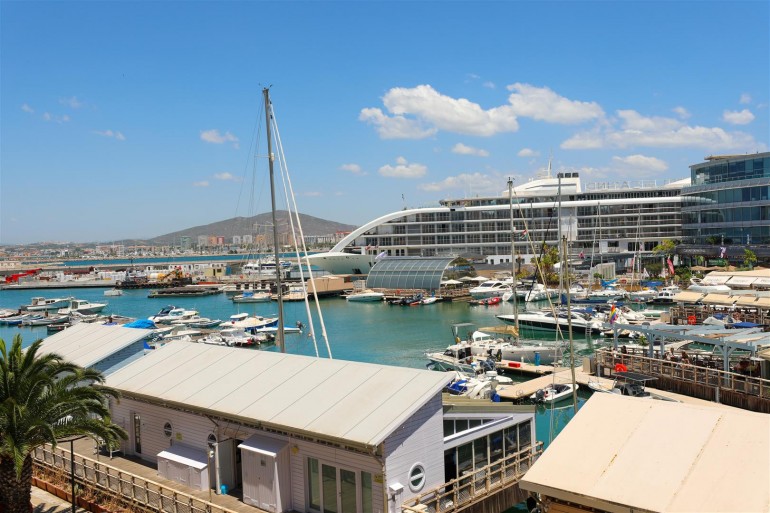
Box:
left=264, top=87, right=285, bottom=353
left=508, top=178, right=519, bottom=336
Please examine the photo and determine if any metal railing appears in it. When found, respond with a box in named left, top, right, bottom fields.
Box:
left=595, top=348, right=770, bottom=399
left=32, top=444, right=239, bottom=513
left=401, top=442, right=543, bottom=513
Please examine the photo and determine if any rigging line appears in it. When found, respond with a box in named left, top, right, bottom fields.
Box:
left=270, top=107, right=332, bottom=359
left=271, top=118, right=320, bottom=359
left=509, top=189, right=568, bottom=345
left=239, top=98, right=268, bottom=267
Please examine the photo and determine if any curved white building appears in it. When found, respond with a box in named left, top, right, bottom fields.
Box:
left=324, top=172, right=690, bottom=269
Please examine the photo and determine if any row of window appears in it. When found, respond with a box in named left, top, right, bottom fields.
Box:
left=691, top=157, right=770, bottom=185
left=684, top=185, right=770, bottom=204
left=444, top=421, right=532, bottom=483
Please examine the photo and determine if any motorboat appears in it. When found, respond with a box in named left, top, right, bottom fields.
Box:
left=445, top=370, right=512, bottom=400
left=469, top=296, right=502, bottom=306
left=515, top=283, right=557, bottom=302
left=187, top=318, right=223, bottom=329
left=23, top=296, right=75, bottom=311
left=148, top=306, right=199, bottom=324
left=57, top=299, right=108, bottom=315
left=345, top=290, right=385, bottom=302
left=225, top=312, right=279, bottom=330
left=219, top=327, right=260, bottom=347
left=587, top=371, right=655, bottom=398
left=530, top=383, right=577, bottom=404
left=646, top=286, right=681, bottom=305
left=156, top=325, right=203, bottom=343
left=469, top=327, right=561, bottom=366
left=103, top=288, right=124, bottom=297
left=22, top=314, right=68, bottom=326
left=469, top=280, right=512, bottom=300
left=419, top=296, right=439, bottom=305
left=688, top=277, right=732, bottom=293
left=497, top=308, right=603, bottom=334
left=586, top=286, right=628, bottom=303
left=627, top=288, right=659, bottom=302
left=232, top=291, right=272, bottom=303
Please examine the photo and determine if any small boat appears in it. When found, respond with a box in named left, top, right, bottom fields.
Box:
left=103, top=288, right=124, bottom=296
left=469, top=280, right=512, bottom=300
left=225, top=312, right=279, bottom=330
left=344, top=290, right=385, bottom=302
left=187, top=318, right=223, bottom=329
left=148, top=306, right=199, bottom=324
left=232, top=291, right=272, bottom=303
left=530, top=383, right=577, bottom=404
left=470, top=296, right=501, bottom=306
left=420, top=297, right=439, bottom=305
left=57, top=299, right=108, bottom=315
left=23, top=296, right=75, bottom=311
left=22, top=314, right=68, bottom=326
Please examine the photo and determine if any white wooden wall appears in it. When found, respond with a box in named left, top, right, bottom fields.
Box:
left=382, top=392, right=444, bottom=505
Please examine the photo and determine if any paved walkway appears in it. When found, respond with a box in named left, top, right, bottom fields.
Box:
left=30, top=486, right=87, bottom=513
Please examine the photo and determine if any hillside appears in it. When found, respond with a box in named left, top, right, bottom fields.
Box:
left=147, top=211, right=359, bottom=245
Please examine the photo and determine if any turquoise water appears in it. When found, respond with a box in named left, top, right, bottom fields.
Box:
left=0, top=286, right=596, bottom=511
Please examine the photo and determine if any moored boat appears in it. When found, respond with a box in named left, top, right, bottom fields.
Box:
left=530, top=383, right=577, bottom=404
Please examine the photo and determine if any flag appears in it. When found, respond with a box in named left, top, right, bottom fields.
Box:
left=609, top=304, right=619, bottom=324
left=720, top=246, right=727, bottom=259
left=667, top=257, right=675, bottom=275
left=579, top=251, right=585, bottom=259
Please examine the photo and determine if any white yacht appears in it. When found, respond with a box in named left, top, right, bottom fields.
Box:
left=497, top=309, right=603, bottom=335
left=23, top=296, right=75, bottom=311
left=57, top=299, right=107, bottom=315
left=688, top=277, right=732, bottom=293
left=469, top=280, right=512, bottom=300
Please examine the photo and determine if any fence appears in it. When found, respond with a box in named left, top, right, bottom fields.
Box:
left=401, top=442, right=543, bottom=513
left=32, top=444, right=239, bottom=513
left=595, top=348, right=770, bottom=412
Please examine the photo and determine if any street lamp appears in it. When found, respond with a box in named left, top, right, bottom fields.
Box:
left=61, top=435, right=87, bottom=513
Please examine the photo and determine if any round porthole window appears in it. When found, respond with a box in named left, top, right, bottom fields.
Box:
left=163, top=422, right=172, bottom=438
left=408, top=463, right=426, bottom=492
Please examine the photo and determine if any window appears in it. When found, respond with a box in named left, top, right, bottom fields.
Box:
left=408, top=463, right=426, bottom=492
left=163, top=422, right=172, bottom=438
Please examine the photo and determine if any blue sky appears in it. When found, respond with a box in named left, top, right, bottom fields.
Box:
left=1, top=1, right=768, bottom=244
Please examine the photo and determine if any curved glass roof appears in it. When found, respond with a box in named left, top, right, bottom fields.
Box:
left=366, top=257, right=455, bottom=291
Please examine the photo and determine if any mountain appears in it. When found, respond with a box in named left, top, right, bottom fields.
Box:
left=146, top=211, right=359, bottom=245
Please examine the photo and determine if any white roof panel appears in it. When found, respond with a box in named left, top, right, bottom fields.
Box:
left=38, top=323, right=153, bottom=370
left=238, top=433, right=287, bottom=457
left=520, top=394, right=770, bottom=512
left=106, top=343, right=452, bottom=448
left=726, top=276, right=757, bottom=286
left=702, top=293, right=736, bottom=305
left=157, top=444, right=208, bottom=470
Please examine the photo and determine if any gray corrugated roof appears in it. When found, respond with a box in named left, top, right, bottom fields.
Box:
left=105, top=343, right=453, bottom=449
left=38, top=323, right=154, bottom=369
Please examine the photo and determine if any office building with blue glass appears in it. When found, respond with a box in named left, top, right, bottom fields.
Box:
left=681, top=152, right=770, bottom=246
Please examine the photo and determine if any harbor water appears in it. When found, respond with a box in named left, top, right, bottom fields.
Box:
left=0, top=287, right=594, bottom=458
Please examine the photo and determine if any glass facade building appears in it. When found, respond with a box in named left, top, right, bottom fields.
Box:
left=682, top=152, right=770, bottom=245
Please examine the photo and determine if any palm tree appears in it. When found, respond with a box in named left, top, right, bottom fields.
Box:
left=0, top=335, right=126, bottom=513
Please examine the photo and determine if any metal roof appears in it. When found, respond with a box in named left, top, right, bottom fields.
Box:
left=672, top=291, right=704, bottom=303
left=366, top=257, right=455, bottom=291
left=38, top=323, right=154, bottom=369
left=520, top=393, right=770, bottom=513
left=105, top=343, right=453, bottom=450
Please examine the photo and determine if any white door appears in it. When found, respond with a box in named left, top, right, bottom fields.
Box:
left=254, top=453, right=276, bottom=511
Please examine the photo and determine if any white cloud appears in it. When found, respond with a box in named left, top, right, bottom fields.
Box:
left=95, top=129, right=125, bottom=140
left=483, top=81, right=496, bottom=89
left=517, top=148, right=539, bottom=157
left=200, top=129, right=240, bottom=148
left=452, top=143, right=489, bottom=157
left=21, top=103, right=34, bottom=114
left=378, top=156, right=427, bottom=178
left=42, top=112, right=70, bottom=123
left=361, top=85, right=518, bottom=138
left=739, top=93, right=752, bottom=105
left=505, top=83, right=605, bottom=124
left=59, top=96, right=84, bottom=109
left=562, top=109, right=763, bottom=151
left=359, top=108, right=437, bottom=139
left=340, top=163, right=365, bottom=175
left=722, top=109, right=755, bottom=125
left=214, top=172, right=239, bottom=181
left=672, top=106, right=690, bottom=119
left=612, top=154, right=668, bottom=173
left=193, top=181, right=209, bottom=187
left=418, top=172, right=500, bottom=194
left=302, top=191, right=322, bottom=197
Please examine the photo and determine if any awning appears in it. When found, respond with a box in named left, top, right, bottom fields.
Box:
left=238, top=433, right=287, bottom=457
left=735, top=296, right=759, bottom=306
left=752, top=277, right=770, bottom=287
left=755, top=297, right=770, bottom=308
left=701, top=275, right=730, bottom=284
left=673, top=291, right=705, bottom=303
left=702, top=294, right=736, bottom=305
left=157, top=444, right=208, bottom=470
left=726, top=276, right=757, bottom=286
